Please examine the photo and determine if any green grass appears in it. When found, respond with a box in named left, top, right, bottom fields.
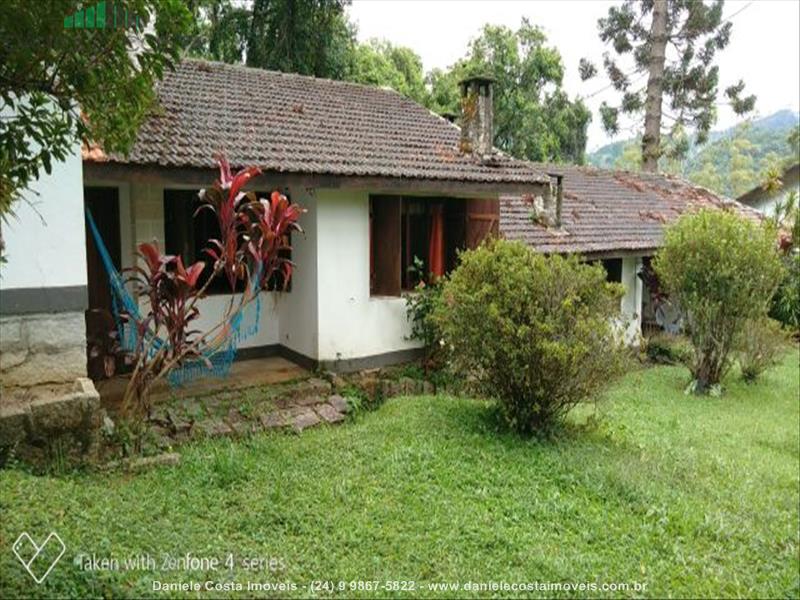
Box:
left=1, top=351, right=798, bottom=599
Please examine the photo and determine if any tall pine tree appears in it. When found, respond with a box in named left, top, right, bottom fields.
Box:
left=581, top=0, right=755, bottom=171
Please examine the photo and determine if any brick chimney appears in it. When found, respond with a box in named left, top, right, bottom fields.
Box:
left=459, top=76, right=494, bottom=155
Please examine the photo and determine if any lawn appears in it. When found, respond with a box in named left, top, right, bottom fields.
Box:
left=1, top=350, right=798, bottom=599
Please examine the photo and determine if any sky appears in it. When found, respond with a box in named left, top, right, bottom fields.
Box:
left=348, top=0, right=800, bottom=151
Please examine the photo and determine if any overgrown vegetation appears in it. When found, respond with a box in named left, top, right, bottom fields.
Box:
left=644, top=333, right=693, bottom=366
left=770, top=189, right=800, bottom=332
left=1, top=351, right=797, bottom=598
left=737, top=317, right=788, bottom=383
left=654, top=209, right=784, bottom=393
left=433, top=239, right=625, bottom=433
left=0, top=0, right=191, bottom=215
left=404, top=257, right=446, bottom=371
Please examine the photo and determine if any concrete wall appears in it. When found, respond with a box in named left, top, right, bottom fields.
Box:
left=315, top=189, right=418, bottom=364
left=1, top=146, right=88, bottom=389
left=277, top=187, right=319, bottom=359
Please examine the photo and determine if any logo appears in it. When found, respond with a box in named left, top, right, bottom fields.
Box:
left=64, top=1, right=144, bottom=31
left=12, top=532, right=66, bottom=584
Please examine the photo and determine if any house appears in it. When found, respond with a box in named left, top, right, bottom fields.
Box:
left=738, top=163, right=800, bottom=217
left=0, top=58, right=759, bottom=396
left=500, top=165, right=763, bottom=337
left=1, top=60, right=550, bottom=392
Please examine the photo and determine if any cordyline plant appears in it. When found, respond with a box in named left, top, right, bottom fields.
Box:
left=122, top=155, right=303, bottom=424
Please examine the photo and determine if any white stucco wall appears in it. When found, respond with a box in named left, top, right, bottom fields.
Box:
left=277, top=187, right=319, bottom=359
left=1, top=146, right=87, bottom=289
left=315, top=189, right=419, bottom=362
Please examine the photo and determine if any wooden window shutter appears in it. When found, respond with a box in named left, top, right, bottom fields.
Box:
left=465, top=198, right=499, bottom=249
left=370, top=195, right=402, bottom=296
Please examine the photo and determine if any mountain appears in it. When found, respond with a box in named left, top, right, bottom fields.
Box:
left=587, top=110, right=800, bottom=198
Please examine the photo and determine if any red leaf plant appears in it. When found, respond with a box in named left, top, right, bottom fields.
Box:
left=120, top=155, right=304, bottom=430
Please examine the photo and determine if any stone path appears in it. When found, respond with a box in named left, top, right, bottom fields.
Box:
left=147, top=378, right=351, bottom=448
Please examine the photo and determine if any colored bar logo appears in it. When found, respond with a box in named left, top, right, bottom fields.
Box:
left=64, top=2, right=142, bottom=30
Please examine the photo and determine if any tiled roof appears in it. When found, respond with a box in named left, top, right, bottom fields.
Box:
left=85, top=59, right=549, bottom=186
left=500, top=164, right=763, bottom=255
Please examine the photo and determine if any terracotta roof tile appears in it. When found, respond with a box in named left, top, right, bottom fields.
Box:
left=500, top=164, right=763, bottom=255
left=86, top=59, right=549, bottom=186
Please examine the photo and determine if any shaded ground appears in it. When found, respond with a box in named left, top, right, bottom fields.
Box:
left=1, top=350, right=798, bottom=598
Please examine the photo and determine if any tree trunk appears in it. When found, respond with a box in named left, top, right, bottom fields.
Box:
left=641, top=0, right=669, bottom=172
left=246, top=0, right=270, bottom=67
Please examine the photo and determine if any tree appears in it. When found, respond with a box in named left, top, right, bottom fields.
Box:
left=246, top=0, right=354, bottom=79
left=347, top=40, right=428, bottom=105
left=432, top=20, right=591, bottom=164
left=0, top=0, right=191, bottom=216
left=654, top=209, right=783, bottom=393
left=582, top=0, right=756, bottom=171
left=182, top=0, right=250, bottom=64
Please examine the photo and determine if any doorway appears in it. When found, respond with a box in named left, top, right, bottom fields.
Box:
left=84, top=186, right=121, bottom=380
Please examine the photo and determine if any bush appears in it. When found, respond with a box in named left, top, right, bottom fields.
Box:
left=645, top=333, right=693, bottom=365
left=654, top=209, right=784, bottom=393
left=770, top=251, right=800, bottom=333
left=432, top=239, right=625, bottom=433
left=737, top=318, right=787, bottom=383
left=404, top=259, right=446, bottom=370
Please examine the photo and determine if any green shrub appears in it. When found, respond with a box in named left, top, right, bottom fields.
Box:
left=403, top=266, right=445, bottom=370
left=654, top=209, right=784, bottom=393
left=770, top=251, right=800, bottom=332
left=432, top=239, right=625, bottom=433
left=645, top=333, right=694, bottom=365
left=737, top=318, right=788, bottom=383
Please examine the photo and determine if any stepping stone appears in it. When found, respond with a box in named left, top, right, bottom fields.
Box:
left=260, top=410, right=289, bottom=429
left=196, top=419, right=233, bottom=438
left=292, top=409, right=320, bottom=433
left=328, top=394, right=349, bottom=413
left=296, top=395, right=325, bottom=407
left=315, top=403, right=345, bottom=424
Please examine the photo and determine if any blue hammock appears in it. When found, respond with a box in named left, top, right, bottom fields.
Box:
left=85, top=208, right=261, bottom=386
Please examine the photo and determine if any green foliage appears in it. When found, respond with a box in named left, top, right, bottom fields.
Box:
left=182, top=0, right=251, bottom=63
left=432, top=20, right=590, bottom=164
left=348, top=39, right=429, bottom=105
left=246, top=0, right=353, bottom=79
left=737, top=317, right=788, bottom=383
left=433, top=239, right=625, bottom=433
left=654, top=209, right=784, bottom=393
left=1, top=351, right=798, bottom=597
left=0, top=0, right=191, bottom=215
left=770, top=190, right=800, bottom=331
left=645, top=333, right=694, bottom=366
left=590, top=111, right=800, bottom=200
left=771, top=252, right=800, bottom=332
left=583, top=0, right=755, bottom=165
left=403, top=258, right=445, bottom=369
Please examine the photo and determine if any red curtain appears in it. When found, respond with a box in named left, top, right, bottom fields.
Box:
left=428, top=205, right=445, bottom=281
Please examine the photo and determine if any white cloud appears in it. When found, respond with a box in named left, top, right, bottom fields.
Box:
left=349, top=0, right=800, bottom=150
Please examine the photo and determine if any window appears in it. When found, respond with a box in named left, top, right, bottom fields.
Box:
left=601, top=258, right=623, bottom=283
left=163, top=189, right=290, bottom=295
left=369, top=196, right=496, bottom=296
